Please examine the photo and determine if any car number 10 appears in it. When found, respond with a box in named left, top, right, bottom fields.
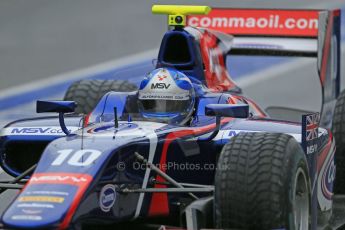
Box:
left=52, top=149, right=102, bottom=166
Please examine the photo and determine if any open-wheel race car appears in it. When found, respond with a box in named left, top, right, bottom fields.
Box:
left=0, top=4, right=344, bottom=230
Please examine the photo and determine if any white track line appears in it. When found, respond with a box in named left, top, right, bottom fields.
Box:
left=0, top=0, right=343, bottom=100
left=238, top=45, right=345, bottom=88
left=237, top=58, right=313, bottom=88
left=0, top=48, right=158, bottom=99
left=0, top=1, right=342, bottom=99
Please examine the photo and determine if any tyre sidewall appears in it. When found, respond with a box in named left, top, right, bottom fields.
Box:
left=283, top=138, right=311, bottom=230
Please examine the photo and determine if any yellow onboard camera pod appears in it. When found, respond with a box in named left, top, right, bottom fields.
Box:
left=152, top=5, right=211, bottom=26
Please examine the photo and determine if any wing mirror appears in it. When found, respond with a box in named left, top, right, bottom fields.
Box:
left=205, top=104, right=249, bottom=118
left=199, top=104, right=249, bottom=141
left=37, top=100, right=76, bottom=113
left=36, top=100, right=77, bottom=135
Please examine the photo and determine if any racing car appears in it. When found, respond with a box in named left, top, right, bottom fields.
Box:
left=0, top=4, right=343, bottom=230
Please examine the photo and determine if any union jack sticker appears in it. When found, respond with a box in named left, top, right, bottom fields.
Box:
left=306, top=113, right=320, bottom=141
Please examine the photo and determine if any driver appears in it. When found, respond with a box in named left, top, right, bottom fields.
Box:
left=138, top=68, right=195, bottom=125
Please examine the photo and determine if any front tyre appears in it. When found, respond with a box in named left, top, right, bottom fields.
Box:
left=214, top=132, right=311, bottom=229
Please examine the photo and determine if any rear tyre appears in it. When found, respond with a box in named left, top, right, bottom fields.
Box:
left=63, top=80, right=137, bottom=114
left=214, top=132, right=311, bottom=229
left=332, top=89, right=345, bottom=194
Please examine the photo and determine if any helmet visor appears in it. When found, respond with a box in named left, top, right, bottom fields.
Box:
left=141, top=99, right=191, bottom=114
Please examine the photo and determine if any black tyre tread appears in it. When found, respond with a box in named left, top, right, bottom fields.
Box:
left=215, top=132, right=306, bottom=229
left=332, top=89, right=345, bottom=193
left=63, top=80, right=137, bottom=114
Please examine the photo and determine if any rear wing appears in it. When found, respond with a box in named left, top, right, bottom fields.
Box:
left=187, top=8, right=341, bottom=128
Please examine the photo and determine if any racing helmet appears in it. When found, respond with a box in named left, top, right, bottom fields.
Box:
left=138, top=68, right=195, bottom=124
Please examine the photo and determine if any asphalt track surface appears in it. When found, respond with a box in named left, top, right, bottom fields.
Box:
left=0, top=0, right=343, bottom=90
left=0, top=0, right=344, bottom=228
left=0, top=0, right=344, bottom=124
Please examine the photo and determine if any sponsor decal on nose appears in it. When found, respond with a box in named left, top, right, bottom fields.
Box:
left=18, top=196, right=65, bottom=203
left=99, top=184, right=117, bottom=212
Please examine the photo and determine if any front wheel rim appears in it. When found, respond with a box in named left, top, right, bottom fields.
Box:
left=293, top=168, right=310, bottom=230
